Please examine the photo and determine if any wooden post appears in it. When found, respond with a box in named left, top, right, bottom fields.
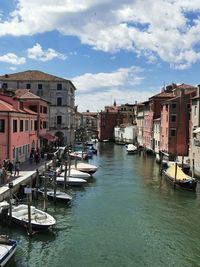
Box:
left=68, top=157, right=71, bottom=177
left=30, top=175, right=33, bottom=203
left=174, top=162, right=178, bottom=188
left=64, top=160, right=68, bottom=190
left=26, top=186, right=32, bottom=236
left=53, top=171, right=57, bottom=204
left=34, top=169, right=39, bottom=200
left=192, top=158, right=195, bottom=178
left=44, top=173, right=48, bottom=211
left=181, top=156, right=184, bottom=170
left=8, top=182, right=13, bottom=224
left=75, top=157, right=77, bottom=169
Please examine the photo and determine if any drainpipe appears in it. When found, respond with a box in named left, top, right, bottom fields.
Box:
left=7, top=112, right=11, bottom=159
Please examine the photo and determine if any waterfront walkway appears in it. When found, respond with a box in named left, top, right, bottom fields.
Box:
left=0, top=158, right=52, bottom=201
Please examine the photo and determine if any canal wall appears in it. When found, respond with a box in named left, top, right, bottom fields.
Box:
left=0, top=160, right=52, bottom=202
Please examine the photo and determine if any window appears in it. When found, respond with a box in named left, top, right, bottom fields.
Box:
left=0, top=119, right=5, bottom=132
left=194, top=106, right=197, bottom=116
left=19, top=102, right=23, bottom=110
left=2, top=83, right=7, bottom=89
left=38, top=84, right=43, bottom=90
left=57, top=84, right=62, bottom=90
left=30, top=120, right=33, bottom=131
left=13, top=120, right=17, bottom=132
left=57, top=116, right=62, bottom=125
left=29, top=105, right=37, bottom=112
left=171, top=103, right=176, bottom=109
left=43, top=106, right=47, bottom=114
left=170, top=128, right=176, bottom=137
left=57, top=97, right=62, bottom=106
left=26, top=84, right=31, bottom=89
left=34, top=120, right=38, bottom=131
left=25, top=120, right=29, bottom=131
left=43, top=121, right=47, bottom=129
left=171, top=114, right=176, bottom=122
left=20, top=120, right=23, bottom=132
left=40, top=106, right=43, bottom=113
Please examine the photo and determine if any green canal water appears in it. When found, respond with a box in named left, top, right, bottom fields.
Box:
left=2, top=143, right=200, bottom=267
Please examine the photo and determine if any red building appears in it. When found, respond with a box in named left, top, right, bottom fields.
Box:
left=98, top=102, right=123, bottom=141
left=143, top=91, right=174, bottom=151
left=160, top=85, right=196, bottom=157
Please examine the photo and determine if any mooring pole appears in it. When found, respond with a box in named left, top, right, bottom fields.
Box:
left=174, top=162, right=178, bottom=189
left=64, top=160, right=68, bottom=190
left=8, top=182, right=13, bottom=224
left=44, top=173, right=48, bottom=212
left=26, top=185, right=32, bottom=236
left=53, top=171, right=57, bottom=204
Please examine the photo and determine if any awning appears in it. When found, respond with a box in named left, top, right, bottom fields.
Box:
left=40, top=133, right=57, bottom=142
left=193, top=127, right=200, bottom=133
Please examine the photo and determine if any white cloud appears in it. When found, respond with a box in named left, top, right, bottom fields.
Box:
left=0, top=53, right=26, bottom=65
left=1, top=0, right=200, bottom=68
left=72, top=66, right=150, bottom=111
left=27, top=43, right=67, bottom=62
left=72, top=66, right=144, bottom=92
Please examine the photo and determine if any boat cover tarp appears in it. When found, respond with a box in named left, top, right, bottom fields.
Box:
left=166, top=164, right=191, bottom=181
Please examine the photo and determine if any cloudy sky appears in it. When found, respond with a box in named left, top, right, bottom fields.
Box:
left=0, top=0, right=200, bottom=111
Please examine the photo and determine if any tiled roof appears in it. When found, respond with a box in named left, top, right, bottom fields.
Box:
left=149, top=92, right=174, bottom=99
left=175, top=83, right=196, bottom=89
left=0, top=70, right=69, bottom=82
left=0, top=100, right=17, bottom=112
left=14, top=89, right=40, bottom=99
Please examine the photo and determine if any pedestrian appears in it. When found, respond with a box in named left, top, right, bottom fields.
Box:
left=29, top=153, right=33, bottom=164
left=7, top=160, right=13, bottom=177
left=1, top=167, right=7, bottom=184
left=14, top=161, right=20, bottom=176
left=35, top=152, right=40, bottom=164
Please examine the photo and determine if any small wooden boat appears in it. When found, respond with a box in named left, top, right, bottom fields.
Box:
left=126, top=144, right=137, bottom=154
left=11, top=204, right=56, bottom=230
left=162, top=163, right=197, bottom=191
left=59, top=169, right=91, bottom=180
left=56, top=176, right=87, bottom=186
left=71, top=162, right=98, bottom=175
left=38, top=188, right=72, bottom=203
left=0, top=235, right=17, bottom=267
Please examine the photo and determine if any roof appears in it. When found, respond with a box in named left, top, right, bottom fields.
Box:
left=0, top=70, right=70, bottom=83
left=14, top=89, right=40, bottom=99
left=0, top=99, right=37, bottom=115
left=149, top=91, right=174, bottom=100
left=175, top=83, right=196, bottom=89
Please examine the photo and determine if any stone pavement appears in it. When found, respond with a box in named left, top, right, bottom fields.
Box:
left=0, top=158, right=52, bottom=201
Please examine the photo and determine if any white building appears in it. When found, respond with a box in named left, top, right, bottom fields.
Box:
left=0, top=70, right=76, bottom=146
left=114, top=125, right=137, bottom=144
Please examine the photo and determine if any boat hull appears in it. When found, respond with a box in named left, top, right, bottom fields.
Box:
left=162, top=171, right=197, bottom=191
left=38, top=189, right=72, bottom=203
left=0, top=239, right=17, bottom=267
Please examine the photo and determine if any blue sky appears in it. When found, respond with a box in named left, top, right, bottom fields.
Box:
left=0, top=0, right=200, bottom=111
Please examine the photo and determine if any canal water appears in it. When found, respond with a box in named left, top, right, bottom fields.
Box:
left=1, top=142, right=200, bottom=267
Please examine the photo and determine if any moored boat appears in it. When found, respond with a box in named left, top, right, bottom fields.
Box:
left=11, top=204, right=56, bottom=230
left=71, top=162, right=98, bottom=175
left=38, top=188, right=72, bottom=203
left=56, top=176, right=87, bottom=186
left=59, top=169, right=91, bottom=180
left=162, top=163, right=197, bottom=191
left=0, top=235, right=17, bottom=267
left=126, top=144, right=137, bottom=154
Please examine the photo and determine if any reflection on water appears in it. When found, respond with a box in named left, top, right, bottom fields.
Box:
left=1, top=142, right=200, bottom=267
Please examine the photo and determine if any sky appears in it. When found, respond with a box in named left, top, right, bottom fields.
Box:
left=0, top=1, right=200, bottom=112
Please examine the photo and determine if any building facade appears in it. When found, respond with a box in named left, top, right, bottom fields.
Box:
left=0, top=70, right=76, bottom=146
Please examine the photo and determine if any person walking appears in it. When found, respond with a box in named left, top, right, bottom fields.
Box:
left=14, top=161, right=20, bottom=176
left=7, top=160, right=14, bottom=178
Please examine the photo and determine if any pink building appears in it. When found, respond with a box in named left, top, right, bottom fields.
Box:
left=98, top=102, right=123, bottom=141
left=143, top=91, right=174, bottom=151
left=160, top=86, right=196, bottom=157
left=0, top=92, right=38, bottom=162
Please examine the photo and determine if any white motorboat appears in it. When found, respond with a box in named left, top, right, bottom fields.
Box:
left=59, top=169, right=91, bottom=180
left=0, top=235, right=17, bottom=267
left=69, top=151, right=88, bottom=160
left=126, top=144, right=138, bottom=154
left=56, top=176, right=87, bottom=186
left=38, top=188, right=72, bottom=203
left=71, top=162, right=98, bottom=175
left=11, top=204, right=56, bottom=230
